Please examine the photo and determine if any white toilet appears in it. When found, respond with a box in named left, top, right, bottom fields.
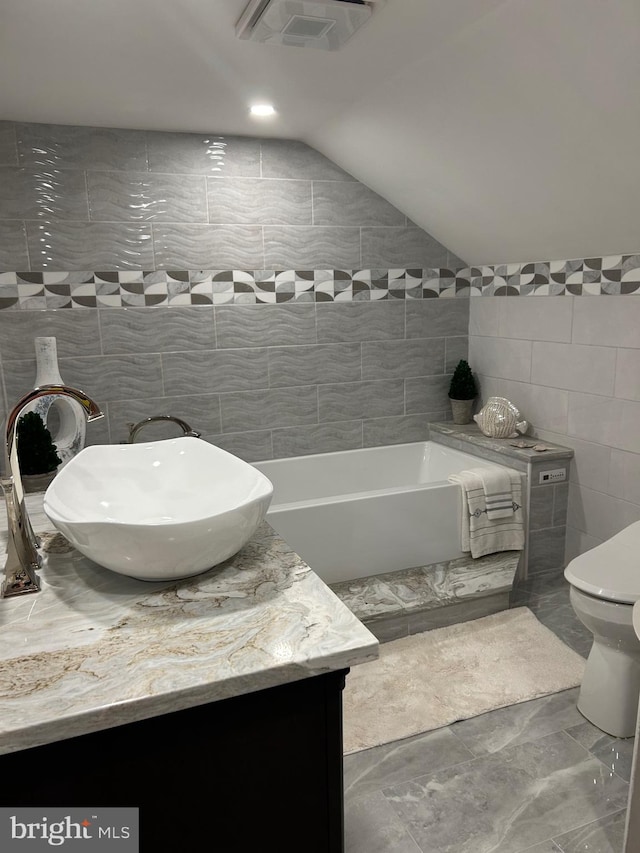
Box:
left=564, top=520, right=640, bottom=738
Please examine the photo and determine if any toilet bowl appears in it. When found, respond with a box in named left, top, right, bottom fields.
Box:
left=564, top=520, right=640, bottom=738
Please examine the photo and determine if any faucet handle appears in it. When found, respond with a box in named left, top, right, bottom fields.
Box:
left=126, top=416, right=200, bottom=444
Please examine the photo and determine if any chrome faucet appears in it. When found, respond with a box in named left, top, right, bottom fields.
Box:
left=1, top=384, right=104, bottom=598
left=126, top=415, right=201, bottom=444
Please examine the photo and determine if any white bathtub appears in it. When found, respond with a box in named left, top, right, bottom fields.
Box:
left=253, top=441, right=515, bottom=584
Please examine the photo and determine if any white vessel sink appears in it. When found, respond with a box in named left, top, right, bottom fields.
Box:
left=43, top=437, right=274, bottom=581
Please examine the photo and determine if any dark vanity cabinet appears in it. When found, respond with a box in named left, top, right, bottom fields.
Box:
left=0, top=669, right=349, bottom=852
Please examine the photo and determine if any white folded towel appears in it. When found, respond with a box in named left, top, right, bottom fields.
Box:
left=468, top=466, right=515, bottom=520
left=448, top=467, right=525, bottom=559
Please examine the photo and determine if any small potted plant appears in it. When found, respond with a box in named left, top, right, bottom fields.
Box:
left=448, top=359, right=478, bottom=425
left=16, top=411, right=62, bottom=492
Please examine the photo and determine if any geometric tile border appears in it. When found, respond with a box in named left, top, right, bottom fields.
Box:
left=0, top=269, right=469, bottom=309
left=0, top=253, right=638, bottom=309
left=467, top=254, right=640, bottom=297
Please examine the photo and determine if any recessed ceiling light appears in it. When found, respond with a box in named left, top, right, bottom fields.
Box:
left=250, top=103, right=276, bottom=117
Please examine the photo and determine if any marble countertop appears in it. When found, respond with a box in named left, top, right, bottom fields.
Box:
left=0, top=495, right=379, bottom=756
left=429, top=422, right=574, bottom=464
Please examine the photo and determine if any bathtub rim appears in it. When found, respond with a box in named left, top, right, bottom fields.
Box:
left=254, top=439, right=520, bottom=512
left=265, top=477, right=458, bottom=513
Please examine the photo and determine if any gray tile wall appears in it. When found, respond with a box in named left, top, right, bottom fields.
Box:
left=527, top=462, right=570, bottom=576
left=0, top=120, right=464, bottom=272
left=0, top=299, right=469, bottom=461
left=469, top=295, right=640, bottom=565
left=0, top=119, right=468, bottom=462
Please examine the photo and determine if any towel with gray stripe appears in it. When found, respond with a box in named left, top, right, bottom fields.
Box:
left=448, top=466, right=525, bottom=558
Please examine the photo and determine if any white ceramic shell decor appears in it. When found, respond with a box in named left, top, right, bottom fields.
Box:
left=473, top=397, right=529, bottom=439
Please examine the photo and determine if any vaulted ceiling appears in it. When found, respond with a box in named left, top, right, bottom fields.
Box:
left=2, top=0, right=639, bottom=264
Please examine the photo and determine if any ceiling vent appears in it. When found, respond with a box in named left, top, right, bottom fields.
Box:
left=235, top=0, right=383, bottom=51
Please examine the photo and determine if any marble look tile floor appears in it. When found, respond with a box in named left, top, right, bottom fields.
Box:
left=344, top=570, right=633, bottom=853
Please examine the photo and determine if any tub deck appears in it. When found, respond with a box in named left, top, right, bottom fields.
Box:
left=330, top=550, right=522, bottom=643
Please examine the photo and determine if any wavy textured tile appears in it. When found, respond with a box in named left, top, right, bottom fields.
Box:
left=153, top=224, right=263, bottom=269
left=62, top=354, right=164, bottom=403
left=362, top=339, right=445, bottom=379
left=207, top=177, right=312, bottom=225
left=263, top=226, right=360, bottom=269
left=0, top=361, right=34, bottom=407
left=313, top=181, right=405, bottom=227
left=405, top=375, right=451, bottom=414
left=0, top=308, right=100, bottom=360
left=26, top=221, right=153, bottom=271
left=0, top=167, right=89, bottom=220
left=405, top=299, right=470, bottom=338
left=162, top=349, right=269, bottom=395
left=16, top=123, right=147, bottom=171
left=268, top=342, right=361, bottom=387
left=362, top=227, right=450, bottom=268
left=220, top=385, right=317, bottom=432
left=215, top=303, right=316, bottom=348
left=88, top=171, right=207, bottom=222
left=318, top=379, right=404, bottom=421
left=272, top=420, right=363, bottom=458
left=261, top=139, right=356, bottom=181
left=0, top=221, right=29, bottom=269
left=208, top=430, right=273, bottom=462
left=316, top=301, right=405, bottom=343
left=107, top=394, right=222, bottom=443
left=99, top=306, right=215, bottom=353
left=4, top=354, right=163, bottom=404
left=362, top=414, right=435, bottom=447
left=0, top=122, right=17, bottom=165
left=445, top=336, right=469, bottom=371
left=147, top=131, right=260, bottom=176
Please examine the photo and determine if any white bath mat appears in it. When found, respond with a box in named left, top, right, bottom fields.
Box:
left=343, top=607, right=586, bottom=754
